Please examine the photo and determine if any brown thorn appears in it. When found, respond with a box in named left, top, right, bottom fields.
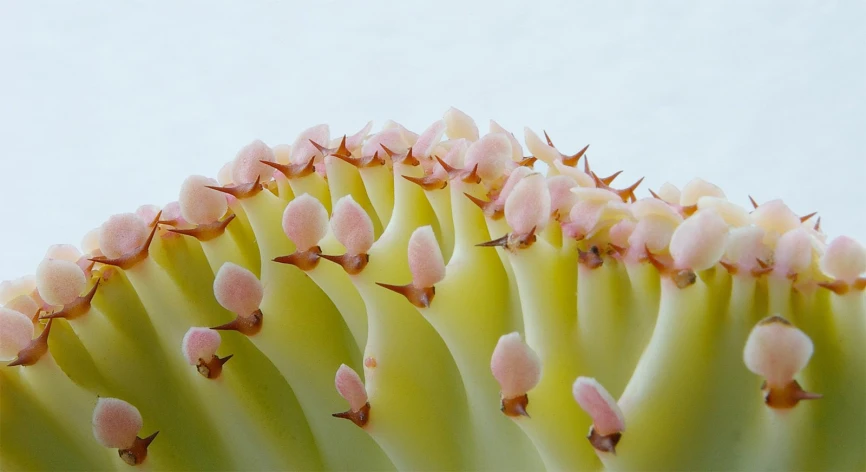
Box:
left=818, top=280, right=849, bottom=295
left=748, top=195, right=759, bottom=209
left=376, top=282, right=435, bottom=308
left=719, top=260, right=738, bottom=274
left=763, top=379, right=821, bottom=409
left=561, top=144, right=589, bottom=167
left=318, top=253, right=369, bottom=275
left=308, top=139, right=331, bottom=155
left=517, top=156, right=537, bottom=167
left=8, top=318, right=53, bottom=367
left=814, top=217, right=822, bottom=232
left=167, top=214, right=236, bottom=242
left=402, top=174, right=448, bottom=191
left=205, top=175, right=263, bottom=199
left=500, top=394, right=530, bottom=418
left=41, top=279, right=101, bottom=320
left=261, top=156, right=318, bottom=178
left=588, top=427, right=622, bottom=455
left=852, top=277, right=866, bottom=291
left=543, top=130, right=555, bottom=148
left=608, top=243, right=626, bottom=256
left=435, top=155, right=459, bottom=176
left=681, top=204, right=698, bottom=217
left=334, top=136, right=352, bottom=159
left=463, top=192, right=504, bottom=220
left=601, top=170, right=623, bottom=186
left=648, top=189, right=662, bottom=200
left=332, top=402, right=370, bottom=428
left=211, top=309, right=263, bottom=336
left=462, top=164, right=481, bottom=184
left=476, top=234, right=510, bottom=248
left=118, top=431, right=158, bottom=466
left=755, top=258, right=771, bottom=269
left=272, top=247, right=322, bottom=271
left=578, top=245, right=604, bottom=269
left=750, top=265, right=774, bottom=277
left=361, top=150, right=386, bottom=168
left=799, top=211, right=817, bottom=223
left=88, top=214, right=161, bottom=270
left=196, top=354, right=233, bottom=379
left=380, top=145, right=420, bottom=166
left=477, top=229, right=537, bottom=251
left=643, top=246, right=670, bottom=273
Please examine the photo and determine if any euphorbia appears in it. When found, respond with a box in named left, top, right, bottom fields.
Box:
left=1, top=108, right=863, bottom=471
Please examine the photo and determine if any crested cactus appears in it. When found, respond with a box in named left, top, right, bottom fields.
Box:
left=1, top=109, right=864, bottom=471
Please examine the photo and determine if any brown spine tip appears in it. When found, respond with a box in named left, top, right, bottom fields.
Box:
left=463, top=192, right=504, bottom=220
left=205, top=175, right=263, bottom=200
left=318, top=253, right=369, bottom=275
left=211, top=309, right=263, bottom=337
left=8, top=318, right=53, bottom=367
left=167, top=214, right=236, bottom=242
left=854, top=277, right=866, bottom=291
left=818, top=280, right=850, bottom=295
left=196, top=354, right=233, bottom=379
left=41, top=279, right=100, bottom=321
left=648, top=188, right=663, bottom=200
left=799, top=211, right=817, bottom=223
left=681, top=203, right=698, bottom=217
left=273, top=247, right=322, bottom=271
left=401, top=174, right=448, bottom=191
left=380, top=145, right=420, bottom=166
left=359, top=150, right=386, bottom=168
left=719, top=260, right=739, bottom=274
left=261, top=156, right=317, bottom=178
left=589, top=171, right=643, bottom=203
left=763, top=379, right=822, bottom=409
left=587, top=426, right=622, bottom=455
left=500, top=394, right=530, bottom=418
left=332, top=402, right=371, bottom=428
left=642, top=246, right=670, bottom=273
left=364, top=357, right=377, bottom=368
left=813, top=217, right=822, bottom=232
left=375, top=282, right=436, bottom=308
left=118, top=431, right=158, bottom=466
left=749, top=195, right=759, bottom=209
left=476, top=228, right=538, bottom=252
left=543, top=130, right=555, bottom=148
left=578, top=246, right=604, bottom=269
left=600, top=170, right=623, bottom=186
left=517, top=156, right=537, bottom=167
left=561, top=144, right=589, bottom=167
left=89, top=213, right=161, bottom=270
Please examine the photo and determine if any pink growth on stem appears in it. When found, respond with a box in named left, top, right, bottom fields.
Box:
left=282, top=194, right=329, bottom=252
left=213, top=263, right=263, bottom=317
left=92, top=398, right=143, bottom=449
left=330, top=196, right=375, bottom=255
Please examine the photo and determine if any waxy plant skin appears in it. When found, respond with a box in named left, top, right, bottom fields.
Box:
left=1, top=108, right=864, bottom=472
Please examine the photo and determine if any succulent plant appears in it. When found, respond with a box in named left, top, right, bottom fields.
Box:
left=1, top=108, right=863, bottom=471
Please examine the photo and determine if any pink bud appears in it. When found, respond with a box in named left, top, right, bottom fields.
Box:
left=697, top=197, right=750, bottom=227
left=628, top=217, right=677, bottom=254
left=4, top=295, right=39, bottom=320
left=44, top=244, right=82, bottom=263
left=213, top=263, right=263, bottom=316
left=552, top=161, right=596, bottom=188
left=750, top=199, right=800, bottom=236
left=489, top=120, right=523, bottom=161
left=656, top=182, right=681, bottom=204
left=217, top=161, right=234, bottom=186
left=408, top=226, right=446, bottom=288
left=432, top=139, right=468, bottom=180
left=505, top=173, right=551, bottom=235
left=35, top=258, right=86, bottom=306
left=92, top=398, right=143, bottom=449
left=669, top=209, right=729, bottom=271
left=546, top=175, right=578, bottom=217
left=282, top=194, right=329, bottom=252
left=179, top=175, right=229, bottom=225
left=361, top=128, right=409, bottom=160
left=335, top=364, right=368, bottom=412
left=98, top=213, right=148, bottom=259
left=232, top=139, right=275, bottom=184
left=0, top=308, right=34, bottom=360
left=0, top=276, right=36, bottom=305
left=346, top=121, right=374, bottom=150
left=774, top=228, right=815, bottom=276
left=81, top=228, right=101, bottom=255
left=135, top=204, right=160, bottom=224
left=272, top=144, right=292, bottom=165
left=495, top=166, right=534, bottom=205
left=631, top=198, right=683, bottom=225
left=490, top=332, right=542, bottom=399
left=464, top=133, right=512, bottom=182
left=443, top=107, right=479, bottom=141
left=680, top=178, right=725, bottom=207
left=572, top=377, right=625, bottom=436
left=413, top=120, right=446, bottom=159
left=290, top=124, right=330, bottom=165
left=744, top=316, right=813, bottom=388
left=609, top=219, right=636, bottom=248
left=820, top=236, right=866, bottom=284
left=523, top=128, right=559, bottom=165
left=724, top=226, right=770, bottom=272
left=330, top=196, right=375, bottom=255
left=181, top=327, right=221, bottom=365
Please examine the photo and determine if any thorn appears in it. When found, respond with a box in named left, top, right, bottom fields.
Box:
left=818, top=280, right=849, bottom=295
left=500, top=394, right=530, bottom=418
left=543, top=130, right=555, bottom=147
left=380, top=144, right=420, bottom=166
left=681, top=204, right=698, bottom=217
left=41, top=279, right=101, bottom=320
left=332, top=402, right=371, bottom=428
left=608, top=243, right=626, bottom=256
left=750, top=265, right=774, bottom=277
left=854, top=277, right=866, bottom=291
left=196, top=354, right=233, bottom=379
left=118, top=431, right=159, bottom=466
left=587, top=427, right=622, bottom=455
left=205, top=175, right=263, bottom=199
left=476, top=228, right=537, bottom=251
left=719, top=260, right=739, bottom=274
left=463, top=164, right=481, bottom=184
left=561, top=144, right=589, bottom=167
left=463, top=192, right=504, bottom=220
left=402, top=174, right=448, bottom=191
left=578, top=246, right=604, bottom=269
left=799, top=211, right=817, bottom=223
left=590, top=171, right=643, bottom=202
left=318, top=253, right=369, bottom=275
left=272, top=247, right=322, bottom=271
left=749, top=195, right=759, bottom=209
left=358, top=150, right=386, bottom=168
left=334, top=136, right=352, bottom=159
left=8, top=318, right=53, bottom=367
left=600, top=170, right=623, bottom=186
left=435, top=156, right=481, bottom=183
left=643, top=246, right=669, bottom=273
left=211, top=309, right=263, bottom=336
left=755, top=258, right=771, bottom=270
left=376, top=282, right=435, bottom=308
left=517, top=156, right=537, bottom=167
left=476, top=234, right=509, bottom=248
left=648, top=189, right=663, bottom=200
left=763, top=379, right=822, bottom=409
left=814, top=217, right=822, bottom=232
left=261, top=156, right=318, bottom=178
left=89, top=213, right=161, bottom=270
left=167, top=214, right=236, bottom=242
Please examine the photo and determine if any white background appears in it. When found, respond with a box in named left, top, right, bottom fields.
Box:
left=1, top=2, right=864, bottom=282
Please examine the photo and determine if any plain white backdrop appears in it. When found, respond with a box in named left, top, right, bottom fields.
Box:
left=1, top=2, right=863, bottom=282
